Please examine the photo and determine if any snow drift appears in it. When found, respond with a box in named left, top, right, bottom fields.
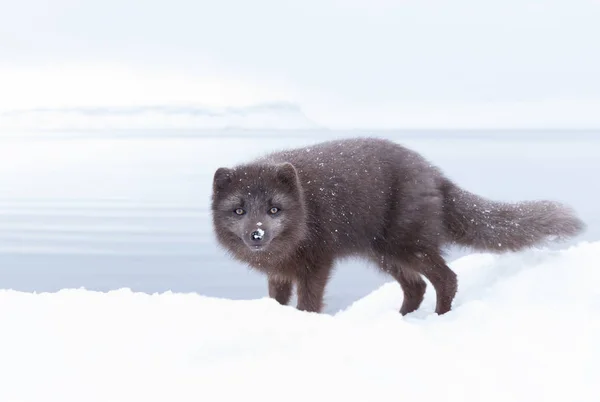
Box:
left=1, top=241, right=598, bottom=402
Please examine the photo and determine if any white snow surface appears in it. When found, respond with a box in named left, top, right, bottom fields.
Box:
left=1, top=241, right=599, bottom=402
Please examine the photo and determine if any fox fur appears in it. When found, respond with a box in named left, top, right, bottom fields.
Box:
left=211, top=138, right=585, bottom=315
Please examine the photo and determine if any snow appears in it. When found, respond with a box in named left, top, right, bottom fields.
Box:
left=0, top=103, right=318, bottom=131
left=1, top=241, right=598, bottom=402
left=252, top=228, right=265, bottom=240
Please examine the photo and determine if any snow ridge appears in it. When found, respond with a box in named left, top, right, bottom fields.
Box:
left=0, top=241, right=598, bottom=402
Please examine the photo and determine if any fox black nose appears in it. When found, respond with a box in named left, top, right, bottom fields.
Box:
left=250, top=229, right=265, bottom=241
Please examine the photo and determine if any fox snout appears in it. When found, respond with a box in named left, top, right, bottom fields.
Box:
left=244, top=226, right=271, bottom=251
left=250, top=229, right=265, bottom=241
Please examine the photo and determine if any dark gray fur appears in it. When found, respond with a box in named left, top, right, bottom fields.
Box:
left=211, top=137, right=585, bottom=315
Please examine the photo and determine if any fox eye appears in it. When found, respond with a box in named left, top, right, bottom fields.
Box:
left=269, top=207, right=279, bottom=214
left=234, top=208, right=245, bottom=215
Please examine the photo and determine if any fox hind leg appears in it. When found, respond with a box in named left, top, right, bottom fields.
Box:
left=395, top=268, right=428, bottom=315
left=408, top=251, right=457, bottom=315
left=376, top=257, right=427, bottom=315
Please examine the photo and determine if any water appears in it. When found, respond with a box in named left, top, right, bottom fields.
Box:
left=0, top=129, right=598, bottom=313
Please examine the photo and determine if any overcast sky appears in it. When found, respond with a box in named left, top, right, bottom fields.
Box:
left=1, top=0, right=600, bottom=128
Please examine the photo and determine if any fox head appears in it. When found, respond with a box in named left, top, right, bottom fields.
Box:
left=211, top=162, right=308, bottom=264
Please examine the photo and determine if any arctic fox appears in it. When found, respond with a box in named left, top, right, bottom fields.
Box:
left=211, top=137, right=584, bottom=315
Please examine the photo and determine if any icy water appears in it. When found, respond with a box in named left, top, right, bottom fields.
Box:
left=0, top=129, right=598, bottom=313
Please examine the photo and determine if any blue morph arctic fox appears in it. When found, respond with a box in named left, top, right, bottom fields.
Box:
left=211, top=138, right=585, bottom=315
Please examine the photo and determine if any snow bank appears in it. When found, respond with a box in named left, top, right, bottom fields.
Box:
left=0, top=103, right=318, bottom=131
left=1, top=242, right=599, bottom=402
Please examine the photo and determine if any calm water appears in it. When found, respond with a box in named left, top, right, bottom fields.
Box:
left=0, top=129, right=598, bottom=313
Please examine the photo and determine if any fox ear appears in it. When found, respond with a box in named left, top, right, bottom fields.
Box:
left=276, top=163, right=298, bottom=188
left=213, top=167, right=232, bottom=192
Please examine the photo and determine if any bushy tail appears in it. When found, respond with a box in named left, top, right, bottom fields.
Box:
left=441, top=180, right=585, bottom=252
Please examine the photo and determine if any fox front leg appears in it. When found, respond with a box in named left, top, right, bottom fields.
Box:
left=268, top=277, right=293, bottom=306
left=295, top=263, right=332, bottom=313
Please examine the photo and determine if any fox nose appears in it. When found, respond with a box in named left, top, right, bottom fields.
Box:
left=250, top=229, right=265, bottom=242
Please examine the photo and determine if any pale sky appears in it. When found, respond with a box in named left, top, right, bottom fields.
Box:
left=1, top=0, right=600, bottom=128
